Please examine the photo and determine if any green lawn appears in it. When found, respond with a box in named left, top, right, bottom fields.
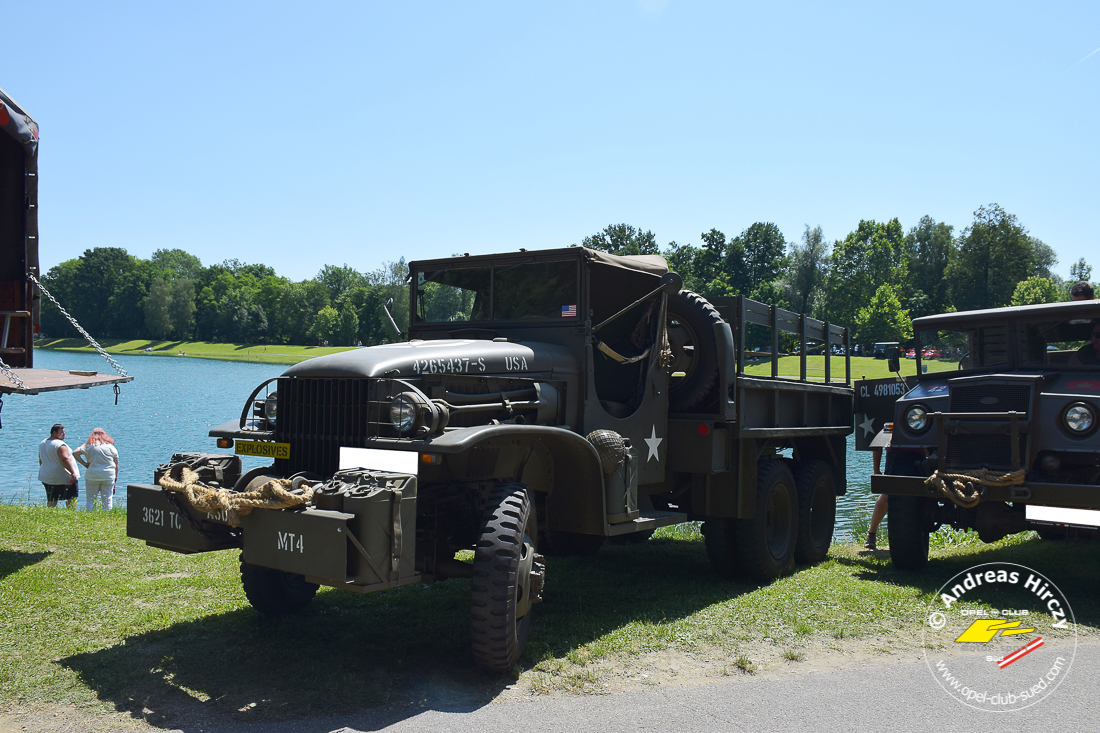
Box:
left=742, top=354, right=957, bottom=382
left=36, top=339, right=357, bottom=366
left=2, top=506, right=1096, bottom=725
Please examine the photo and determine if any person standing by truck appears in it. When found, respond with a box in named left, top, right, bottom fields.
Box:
left=38, top=424, right=80, bottom=508
left=73, top=427, right=120, bottom=510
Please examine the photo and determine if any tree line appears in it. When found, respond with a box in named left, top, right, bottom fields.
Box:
left=39, top=203, right=1092, bottom=347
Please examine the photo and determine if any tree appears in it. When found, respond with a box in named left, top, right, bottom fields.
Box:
left=581, top=224, right=659, bottom=255
left=826, top=219, right=906, bottom=331
left=902, top=216, right=954, bottom=318
left=946, top=204, right=1035, bottom=312
left=695, top=229, right=733, bottom=298
left=1028, top=237, right=1057, bottom=279
left=784, top=225, right=830, bottom=316
left=855, top=284, right=912, bottom=344
left=316, top=264, right=367, bottom=305
left=662, top=241, right=699, bottom=293
left=143, top=279, right=173, bottom=339
left=732, top=222, right=786, bottom=294
left=151, top=248, right=203, bottom=280
left=337, top=300, right=360, bottom=345
left=1070, top=258, right=1092, bottom=284
left=1010, top=277, right=1063, bottom=306
left=310, top=305, right=340, bottom=344
left=168, top=278, right=196, bottom=340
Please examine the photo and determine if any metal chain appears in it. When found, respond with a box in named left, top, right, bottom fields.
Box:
left=0, top=359, right=23, bottom=390
left=27, top=272, right=128, bottom=377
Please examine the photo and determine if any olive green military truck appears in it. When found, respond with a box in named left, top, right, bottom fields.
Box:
left=128, top=246, right=853, bottom=671
left=855, top=299, right=1100, bottom=569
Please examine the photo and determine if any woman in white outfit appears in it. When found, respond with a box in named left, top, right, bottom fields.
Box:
left=73, top=427, right=120, bottom=511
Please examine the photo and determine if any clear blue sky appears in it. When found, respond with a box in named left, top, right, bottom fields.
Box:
left=6, top=1, right=1099, bottom=281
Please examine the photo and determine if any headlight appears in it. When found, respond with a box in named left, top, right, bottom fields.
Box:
left=906, top=405, right=929, bottom=433
left=390, top=394, right=418, bottom=434
left=263, top=391, right=278, bottom=424
left=1064, top=403, right=1095, bottom=434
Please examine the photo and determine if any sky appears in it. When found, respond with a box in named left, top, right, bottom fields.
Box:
left=5, top=1, right=1099, bottom=281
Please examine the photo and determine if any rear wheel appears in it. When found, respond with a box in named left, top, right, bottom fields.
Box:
left=471, top=482, right=544, bottom=672
left=240, top=559, right=318, bottom=615
left=793, top=460, right=836, bottom=564
left=735, top=459, right=799, bottom=582
left=888, top=496, right=933, bottom=570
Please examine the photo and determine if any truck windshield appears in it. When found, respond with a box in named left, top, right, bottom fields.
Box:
left=918, top=325, right=1009, bottom=371
left=415, top=259, right=579, bottom=323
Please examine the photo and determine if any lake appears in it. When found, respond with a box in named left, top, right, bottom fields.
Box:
left=1, top=349, right=877, bottom=537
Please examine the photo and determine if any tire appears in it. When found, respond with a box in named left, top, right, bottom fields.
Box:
left=240, top=559, right=319, bottom=615
left=666, top=290, right=724, bottom=413
left=702, top=518, right=738, bottom=579
left=734, top=459, right=799, bottom=582
left=470, top=482, right=543, bottom=672
left=888, top=495, right=932, bottom=570
left=793, top=460, right=836, bottom=565
left=544, top=531, right=605, bottom=557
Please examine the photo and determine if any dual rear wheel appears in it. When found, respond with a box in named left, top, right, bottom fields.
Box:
left=702, top=458, right=836, bottom=583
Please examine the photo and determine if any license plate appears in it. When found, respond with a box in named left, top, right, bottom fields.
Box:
left=235, top=440, right=290, bottom=460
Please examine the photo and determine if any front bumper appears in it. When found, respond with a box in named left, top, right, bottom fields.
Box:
left=872, top=474, right=1100, bottom=510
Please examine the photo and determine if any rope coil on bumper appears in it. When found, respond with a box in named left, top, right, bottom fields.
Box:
left=157, top=465, right=314, bottom=527
left=923, top=468, right=1026, bottom=509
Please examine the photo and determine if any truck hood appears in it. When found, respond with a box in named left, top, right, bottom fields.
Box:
left=281, top=339, right=580, bottom=379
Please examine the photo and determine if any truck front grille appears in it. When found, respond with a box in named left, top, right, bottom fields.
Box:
left=950, top=384, right=1031, bottom=415
left=944, top=381, right=1031, bottom=471
left=275, top=377, right=372, bottom=478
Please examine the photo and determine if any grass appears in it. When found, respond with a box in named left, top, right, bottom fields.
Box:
left=742, top=354, right=957, bottom=382
left=3, top=507, right=1099, bottom=727
left=35, top=339, right=355, bottom=366
left=36, top=338, right=955, bottom=378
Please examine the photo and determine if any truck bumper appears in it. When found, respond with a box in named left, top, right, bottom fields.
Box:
left=126, top=478, right=420, bottom=591
left=871, top=474, right=1100, bottom=510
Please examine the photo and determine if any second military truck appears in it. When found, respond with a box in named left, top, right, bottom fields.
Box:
left=128, top=246, right=853, bottom=671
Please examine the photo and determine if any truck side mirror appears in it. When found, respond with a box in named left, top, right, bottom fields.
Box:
left=887, top=347, right=900, bottom=374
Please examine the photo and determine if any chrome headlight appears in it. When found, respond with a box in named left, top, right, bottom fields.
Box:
left=1064, top=403, right=1095, bottom=434
left=906, top=405, right=929, bottom=433
left=263, top=391, right=278, bottom=424
left=390, top=393, right=419, bottom=434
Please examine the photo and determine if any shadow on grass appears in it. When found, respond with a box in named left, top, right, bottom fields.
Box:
left=0, top=549, right=52, bottom=581
left=59, top=536, right=751, bottom=729
left=834, top=536, right=1100, bottom=627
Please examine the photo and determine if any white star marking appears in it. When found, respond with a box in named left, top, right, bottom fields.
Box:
left=859, top=413, right=875, bottom=437
left=645, top=425, right=663, bottom=462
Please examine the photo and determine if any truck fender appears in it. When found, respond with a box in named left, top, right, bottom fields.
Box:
left=366, top=425, right=607, bottom=535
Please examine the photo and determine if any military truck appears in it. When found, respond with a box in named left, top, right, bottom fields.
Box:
left=855, top=299, right=1100, bottom=569
left=128, top=246, right=853, bottom=671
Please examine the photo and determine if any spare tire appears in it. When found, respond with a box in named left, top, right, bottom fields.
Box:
left=667, top=290, right=724, bottom=413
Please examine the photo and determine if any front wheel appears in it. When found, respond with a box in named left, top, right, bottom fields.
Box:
left=470, top=482, right=544, bottom=672
left=240, top=559, right=319, bottom=615
left=888, top=495, right=933, bottom=570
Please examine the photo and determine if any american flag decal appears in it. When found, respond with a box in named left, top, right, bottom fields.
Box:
left=562, top=304, right=577, bottom=318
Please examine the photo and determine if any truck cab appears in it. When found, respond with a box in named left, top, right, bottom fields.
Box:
left=865, top=300, right=1100, bottom=568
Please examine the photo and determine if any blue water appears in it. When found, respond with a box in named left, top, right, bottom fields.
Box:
left=1, top=349, right=878, bottom=536
left=0, top=349, right=283, bottom=508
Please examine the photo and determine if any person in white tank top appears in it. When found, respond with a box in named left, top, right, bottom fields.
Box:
left=73, top=427, right=121, bottom=511
left=38, top=424, right=80, bottom=508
